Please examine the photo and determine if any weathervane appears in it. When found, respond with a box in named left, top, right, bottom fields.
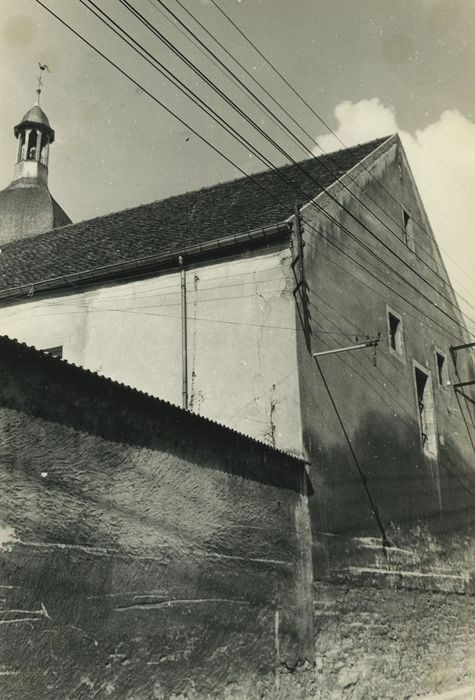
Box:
left=36, top=62, right=50, bottom=104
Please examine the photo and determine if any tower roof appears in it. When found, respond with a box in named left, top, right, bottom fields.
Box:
left=0, top=181, right=71, bottom=246
left=21, top=104, right=51, bottom=127
left=14, top=103, right=55, bottom=142
left=0, top=96, right=69, bottom=244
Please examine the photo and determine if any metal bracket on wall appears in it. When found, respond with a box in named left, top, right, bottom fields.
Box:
left=449, top=341, right=475, bottom=397
left=313, top=334, right=382, bottom=366
left=450, top=341, right=475, bottom=359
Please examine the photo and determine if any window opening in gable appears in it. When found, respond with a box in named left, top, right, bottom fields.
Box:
left=387, top=310, right=404, bottom=358
left=414, top=366, right=438, bottom=459
left=403, top=208, right=415, bottom=252
left=436, top=351, right=448, bottom=387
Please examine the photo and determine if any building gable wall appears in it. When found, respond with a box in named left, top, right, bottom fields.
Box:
left=297, top=137, right=475, bottom=575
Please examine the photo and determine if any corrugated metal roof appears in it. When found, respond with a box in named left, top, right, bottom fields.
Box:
left=0, top=333, right=306, bottom=464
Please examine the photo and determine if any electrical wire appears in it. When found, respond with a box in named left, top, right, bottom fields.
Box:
left=70, top=0, right=471, bottom=340
left=33, top=1, right=475, bottom=339
left=26, top=2, right=475, bottom=543
left=142, top=0, right=308, bottom=156
left=303, top=235, right=472, bottom=343
left=104, top=0, right=475, bottom=330
left=313, top=355, right=391, bottom=546
left=33, top=0, right=474, bottom=344
left=208, top=0, right=475, bottom=289
left=156, top=0, right=475, bottom=310
left=79, top=0, right=468, bottom=327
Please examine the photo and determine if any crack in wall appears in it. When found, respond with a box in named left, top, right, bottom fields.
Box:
left=252, top=266, right=280, bottom=447
left=263, top=390, right=278, bottom=449
left=115, top=598, right=251, bottom=612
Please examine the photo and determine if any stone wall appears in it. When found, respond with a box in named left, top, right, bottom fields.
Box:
left=313, top=580, right=475, bottom=699
left=0, top=336, right=313, bottom=699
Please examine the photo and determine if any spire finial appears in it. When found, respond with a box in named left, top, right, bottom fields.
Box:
left=36, top=63, right=50, bottom=105
left=35, top=74, right=42, bottom=105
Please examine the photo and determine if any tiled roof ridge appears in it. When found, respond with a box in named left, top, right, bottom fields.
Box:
left=0, top=135, right=392, bottom=251
left=0, top=333, right=305, bottom=464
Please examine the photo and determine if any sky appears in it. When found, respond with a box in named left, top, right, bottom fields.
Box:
left=0, top=0, right=474, bottom=322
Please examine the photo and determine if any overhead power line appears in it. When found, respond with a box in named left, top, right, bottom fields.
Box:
left=158, top=0, right=475, bottom=308
left=143, top=0, right=308, bottom=156
left=108, top=0, right=475, bottom=330
left=304, top=236, right=472, bottom=343
left=86, top=0, right=475, bottom=336
left=34, top=0, right=473, bottom=342
left=313, top=355, right=391, bottom=547
left=27, top=2, right=475, bottom=545
left=32, top=1, right=301, bottom=242
left=208, top=0, right=475, bottom=290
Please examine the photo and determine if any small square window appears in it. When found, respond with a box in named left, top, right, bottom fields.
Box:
left=435, top=350, right=448, bottom=387
left=387, top=308, right=404, bottom=360
left=414, top=364, right=438, bottom=459
left=403, top=209, right=415, bottom=252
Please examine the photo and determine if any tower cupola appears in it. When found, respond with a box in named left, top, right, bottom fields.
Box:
left=12, top=85, right=55, bottom=186
left=0, top=77, right=71, bottom=246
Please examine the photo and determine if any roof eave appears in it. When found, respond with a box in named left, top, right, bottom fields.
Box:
left=13, top=121, right=55, bottom=143
left=0, top=220, right=292, bottom=303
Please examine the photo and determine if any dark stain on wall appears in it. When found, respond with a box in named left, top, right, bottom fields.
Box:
left=295, top=137, right=475, bottom=575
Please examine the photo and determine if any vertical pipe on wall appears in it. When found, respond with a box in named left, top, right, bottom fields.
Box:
left=293, top=202, right=311, bottom=351
left=179, top=256, right=188, bottom=410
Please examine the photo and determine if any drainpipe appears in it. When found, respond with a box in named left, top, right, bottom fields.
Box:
left=179, top=256, right=188, bottom=410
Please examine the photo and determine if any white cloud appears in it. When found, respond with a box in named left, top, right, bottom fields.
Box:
left=315, top=99, right=475, bottom=329
left=316, top=98, right=398, bottom=153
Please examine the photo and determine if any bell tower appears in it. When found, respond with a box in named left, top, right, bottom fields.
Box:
left=0, top=76, right=71, bottom=246
left=12, top=79, right=55, bottom=186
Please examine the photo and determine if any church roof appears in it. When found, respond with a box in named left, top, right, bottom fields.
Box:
left=0, top=135, right=390, bottom=294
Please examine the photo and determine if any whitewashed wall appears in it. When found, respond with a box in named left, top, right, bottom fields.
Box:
left=0, top=244, right=303, bottom=455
